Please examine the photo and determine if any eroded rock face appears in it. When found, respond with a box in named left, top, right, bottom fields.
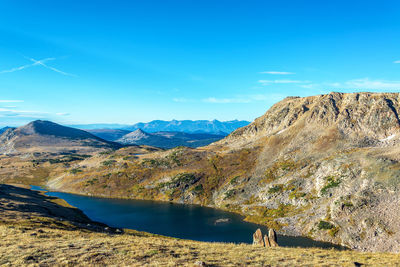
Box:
left=252, top=228, right=264, bottom=246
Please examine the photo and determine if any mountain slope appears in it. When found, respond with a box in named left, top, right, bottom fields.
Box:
left=117, top=129, right=225, bottom=148
left=123, top=119, right=249, bottom=134
left=0, top=127, right=13, bottom=134
left=0, top=120, right=121, bottom=154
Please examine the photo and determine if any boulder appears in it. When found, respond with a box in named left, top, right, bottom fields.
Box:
left=264, top=234, right=271, bottom=247
left=268, top=229, right=279, bottom=247
left=252, top=228, right=264, bottom=246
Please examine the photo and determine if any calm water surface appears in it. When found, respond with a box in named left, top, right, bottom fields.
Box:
left=31, top=185, right=342, bottom=249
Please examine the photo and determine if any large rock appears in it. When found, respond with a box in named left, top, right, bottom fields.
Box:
left=268, top=229, right=279, bottom=247
left=252, top=228, right=264, bottom=246
left=264, top=234, right=271, bottom=247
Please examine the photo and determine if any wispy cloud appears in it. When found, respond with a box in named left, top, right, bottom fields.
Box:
left=56, top=112, right=70, bottom=116
left=259, top=71, right=295, bottom=75
left=203, top=97, right=251, bottom=104
left=258, top=79, right=310, bottom=85
left=0, top=100, right=24, bottom=103
left=0, top=57, right=76, bottom=77
left=172, top=98, right=190, bottom=103
left=328, top=78, right=400, bottom=90
left=394, top=60, right=400, bottom=64
left=203, top=94, right=285, bottom=104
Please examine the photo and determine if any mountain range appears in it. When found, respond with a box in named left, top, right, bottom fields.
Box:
left=71, top=120, right=249, bottom=134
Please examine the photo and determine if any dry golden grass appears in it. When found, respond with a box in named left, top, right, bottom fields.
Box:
left=2, top=218, right=400, bottom=267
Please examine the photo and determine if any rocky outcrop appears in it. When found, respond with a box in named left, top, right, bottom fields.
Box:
left=268, top=229, right=278, bottom=247
left=253, top=229, right=278, bottom=248
left=252, top=228, right=264, bottom=246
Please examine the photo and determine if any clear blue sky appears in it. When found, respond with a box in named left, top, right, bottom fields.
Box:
left=1, top=0, right=400, bottom=127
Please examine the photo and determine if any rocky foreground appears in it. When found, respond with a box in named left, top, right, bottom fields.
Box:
left=1, top=184, right=400, bottom=266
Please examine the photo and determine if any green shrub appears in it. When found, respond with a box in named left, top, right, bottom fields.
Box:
left=224, top=189, right=236, bottom=200
left=230, top=176, right=240, bottom=185
left=320, top=176, right=341, bottom=195
left=318, top=220, right=335, bottom=230
left=192, top=184, right=204, bottom=194
left=70, top=168, right=82, bottom=174
left=102, top=160, right=116, bottom=166
left=268, top=184, right=283, bottom=194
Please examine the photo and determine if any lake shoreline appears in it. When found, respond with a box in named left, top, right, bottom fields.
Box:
left=31, top=184, right=345, bottom=249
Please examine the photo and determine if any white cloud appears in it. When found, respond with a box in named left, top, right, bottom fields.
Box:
left=0, top=100, right=24, bottom=103
left=172, top=98, right=189, bottom=103
left=203, top=97, right=251, bottom=104
left=202, top=94, right=286, bottom=104
left=394, top=60, right=400, bottom=64
left=56, top=112, right=70, bottom=116
left=259, top=71, right=295, bottom=75
left=259, top=79, right=310, bottom=85
left=328, top=78, right=400, bottom=90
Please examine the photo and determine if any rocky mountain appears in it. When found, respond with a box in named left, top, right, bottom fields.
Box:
left=0, top=126, right=13, bottom=134
left=123, top=119, right=249, bottom=134
left=85, top=129, right=131, bottom=141
left=0, top=120, right=121, bottom=154
left=117, top=129, right=225, bottom=148
left=69, top=123, right=130, bottom=130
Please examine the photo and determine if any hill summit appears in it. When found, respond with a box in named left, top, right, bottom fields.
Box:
left=0, top=120, right=120, bottom=154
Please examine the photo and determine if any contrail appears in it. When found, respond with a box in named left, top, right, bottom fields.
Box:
left=0, top=57, right=76, bottom=77
left=0, top=57, right=54, bottom=74
left=27, top=57, right=76, bottom=77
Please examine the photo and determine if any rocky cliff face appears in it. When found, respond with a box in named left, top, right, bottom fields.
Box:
left=225, top=92, right=400, bottom=145
left=46, top=92, right=400, bottom=252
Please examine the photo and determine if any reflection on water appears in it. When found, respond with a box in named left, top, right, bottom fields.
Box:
left=31, top=185, right=343, bottom=249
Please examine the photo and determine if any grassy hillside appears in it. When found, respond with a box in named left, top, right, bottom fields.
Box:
left=1, top=184, right=400, bottom=266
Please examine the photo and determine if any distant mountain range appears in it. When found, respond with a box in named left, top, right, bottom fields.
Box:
left=68, top=124, right=130, bottom=130
left=123, top=120, right=250, bottom=134
left=71, top=120, right=250, bottom=135
left=0, top=120, right=121, bottom=154
left=0, top=121, right=232, bottom=153
left=85, top=129, right=131, bottom=141
left=116, top=129, right=225, bottom=149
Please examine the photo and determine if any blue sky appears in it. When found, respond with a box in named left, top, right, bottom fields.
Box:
left=1, top=0, right=400, bottom=127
